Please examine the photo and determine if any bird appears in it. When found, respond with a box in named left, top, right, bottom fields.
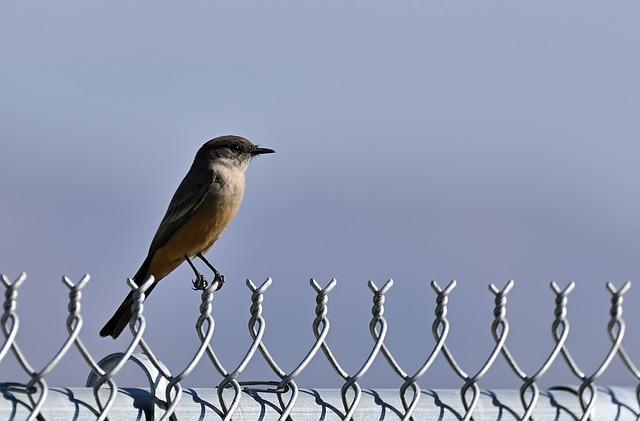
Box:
left=100, top=135, right=274, bottom=339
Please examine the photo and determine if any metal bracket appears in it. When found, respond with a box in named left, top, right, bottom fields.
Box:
left=87, top=351, right=171, bottom=417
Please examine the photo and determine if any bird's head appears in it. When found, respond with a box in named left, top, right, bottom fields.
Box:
left=197, top=135, right=275, bottom=171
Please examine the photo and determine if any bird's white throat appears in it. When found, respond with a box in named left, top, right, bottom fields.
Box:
left=210, top=158, right=248, bottom=195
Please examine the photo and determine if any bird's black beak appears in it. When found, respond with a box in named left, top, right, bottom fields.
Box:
left=252, top=146, right=275, bottom=156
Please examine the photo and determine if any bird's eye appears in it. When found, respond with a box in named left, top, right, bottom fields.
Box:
left=232, top=145, right=242, bottom=153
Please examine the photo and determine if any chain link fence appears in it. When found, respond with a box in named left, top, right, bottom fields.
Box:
left=1, top=272, right=638, bottom=420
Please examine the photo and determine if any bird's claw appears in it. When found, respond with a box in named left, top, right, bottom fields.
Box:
left=192, top=274, right=208, bottom=291
left=213, top=272, right=225, bottom=291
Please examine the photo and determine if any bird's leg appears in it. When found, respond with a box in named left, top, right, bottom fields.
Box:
left=197, top=252, right=225, bottom=291
left=185, top=255, right=208, bottom=291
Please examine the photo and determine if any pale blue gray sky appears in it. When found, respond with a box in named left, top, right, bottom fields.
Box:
left=1, top=1, right=640, bottom=388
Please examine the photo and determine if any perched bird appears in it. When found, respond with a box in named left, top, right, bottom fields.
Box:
left=100, top=135, right=274, bottom=339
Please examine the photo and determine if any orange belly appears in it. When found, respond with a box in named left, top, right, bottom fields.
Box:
left=147, top=192, right=243, bottom=281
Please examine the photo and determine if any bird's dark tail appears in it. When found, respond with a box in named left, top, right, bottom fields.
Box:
left=100, top=255, right=156, bottom=339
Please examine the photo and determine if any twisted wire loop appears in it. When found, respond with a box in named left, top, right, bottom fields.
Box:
left=0, top=273, right=48, bottom=421
left=0, top=273, right=27, bottom=365
left=240, top=278, right=338, bottom=421
left=371, top=280, right=457, bottom=421
left=439, top=280, right=514, bottom=421
left=87, top=276, right=155, bottom=420
left=493, top=281, right=575, bottom=421
left=199, top=278, right=272, bottom=421
left=1, top=274, right=94, bottom=421
left=606, top=283, right=640, bottom=418
left=138, top=278, right=220, bottom=421
left=335, top=279, right=394, bottom=420
left=552, top=282, right=631, bottom=421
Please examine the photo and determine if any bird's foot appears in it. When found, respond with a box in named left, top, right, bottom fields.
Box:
left=213, top=272, right=225, bottom=291
left=192, top=274, right=209, bottom=291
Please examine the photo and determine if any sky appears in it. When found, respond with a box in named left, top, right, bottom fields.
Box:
left=1, top=1, right=640, bottom=390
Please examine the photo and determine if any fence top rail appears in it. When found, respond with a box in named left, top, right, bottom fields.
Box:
left=1, top=386, right=637, bottom=420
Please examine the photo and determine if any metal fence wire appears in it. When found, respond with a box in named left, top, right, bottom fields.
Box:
left=1, top=272, right=638, bottom=420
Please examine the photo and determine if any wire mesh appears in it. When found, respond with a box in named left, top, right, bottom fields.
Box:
left=0, top=272, right=637, bottom=420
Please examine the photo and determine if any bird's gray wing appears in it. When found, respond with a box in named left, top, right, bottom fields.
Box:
left=147, top=166, right=215, bottom=254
